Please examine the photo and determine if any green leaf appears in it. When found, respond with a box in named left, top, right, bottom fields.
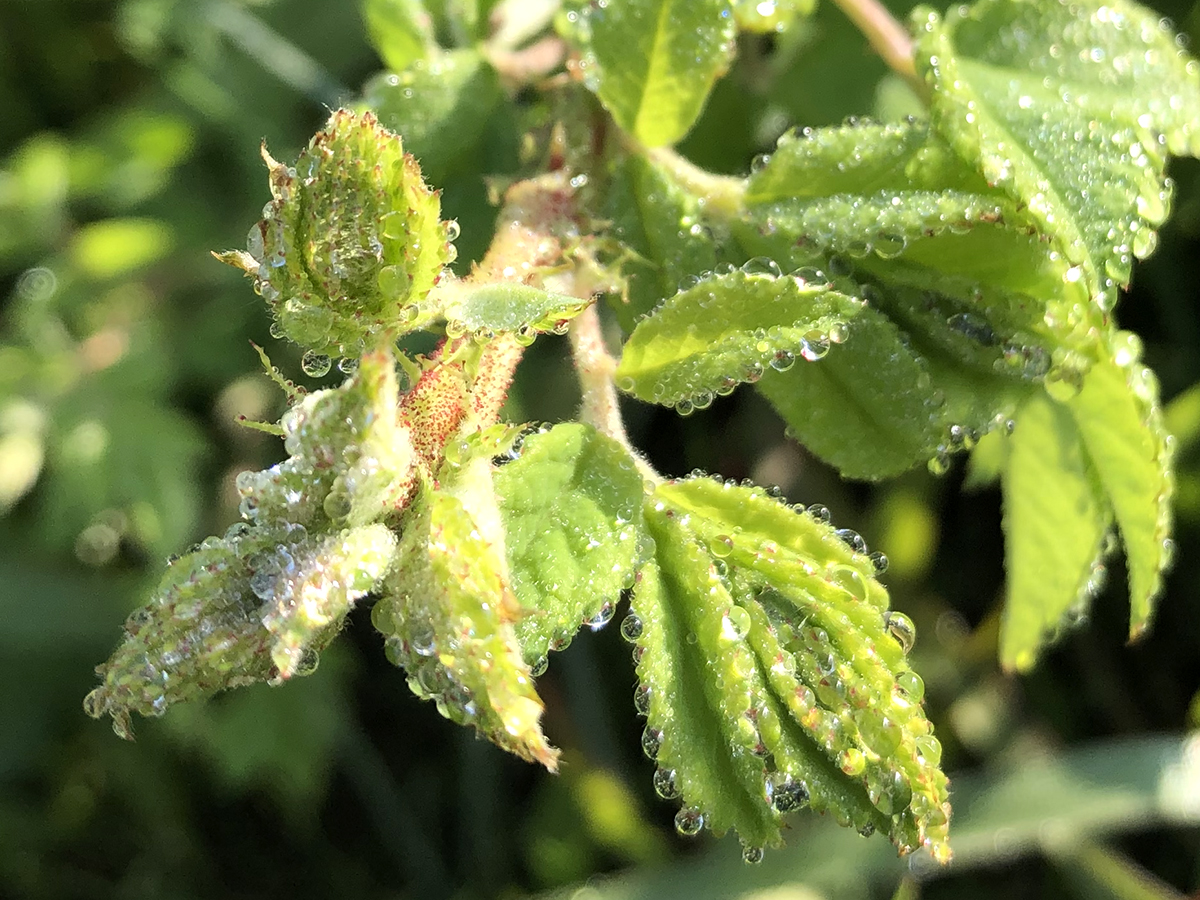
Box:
left=374, top=488, right=559, bottom=769
left=561, top=0, right=736, bottom=147
left=360, top=49, right=502, bottom=185
left=1065, top=335, right=1174, bottom=637
left=85, top=522, right=394, bottom=737
left=913, top=0, right=1200, bottom=311
left=603, top=152, right=721, bottom=331
left=756, top=302, right=1018, bottom=480
left=492, top=423, right=645, bottom=664
left=632, top=477, right=950, bottom=861
left=362, top=0, right=434, bottom=72
left=1000, top=392, right=1111, bottom=672
left=615, top=269, right=865, bottom=409
left=739, top=120, right=1089, bottom=372
left=437, top=281, right=589, bottom=338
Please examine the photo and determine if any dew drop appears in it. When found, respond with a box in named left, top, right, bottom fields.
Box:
left=868, top=551, right=889, bottom=574
left=588, top=601, right=615, bottom=630
left=301, top=350, right=332, bottom=377
left=641, top=726, right=663, bottom=760
left=634, top=683, right=652, bottom=716
left=410, top=623, right=437, bottom=657
left=799, top=331, right=831, bottom=361
left=771, top=778, right=809, bottom=813
left=675, top=807, right=705, bottom=836
left=770, top=349, right=796, bottom=371
left=82, top=688, right=106, bottom=719
left=883, top=611, right=916, bottom=654
left=835, top=528, right=867, bottom=554
left=653, top=767, right=681, bottom=799
left=445, top=220, right=461, bottom=242
left=896, top=670, right=925, bottom=701
left=722, top=606, right=752, bottom=642
left=839, top=747, right=867, bottom=776
left=741, top=256, right=782, bottom=277
left=621, top=613, right=644, bottom=642
left=807, top=504, right=831, bottom=523
left=530, top=656, right=548, bottom=677
left=711, top=534, right=734, bottom=558
left=742, top=845, right=765, bottom=865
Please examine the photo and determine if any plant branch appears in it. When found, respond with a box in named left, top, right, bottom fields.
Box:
left=568, top=304, right=659, bottom=483
left=829, top=0, right=926, bottom=98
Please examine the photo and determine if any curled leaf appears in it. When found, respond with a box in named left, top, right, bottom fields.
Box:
left=374, top=487, right=559, bottom=769
left=84, top=522, right=396, bottom=737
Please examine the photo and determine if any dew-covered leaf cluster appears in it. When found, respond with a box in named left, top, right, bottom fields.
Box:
left=600, top=0, right=1194, bottom=669
left=76, top=0, right=1200, bottom=879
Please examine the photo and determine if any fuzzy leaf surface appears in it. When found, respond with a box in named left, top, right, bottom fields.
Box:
left=493, top=423, right=645, bottom=664
left=913, top=0, right=1200, bottom=311
left=376, top=488, right=558, bottom=769
left=739, top=120, right=1087, bottom=372
left=1065, top=338, right=1174, bottom=636
left=85, top=522, right=396, bottom=736
left=616, top=269, right=864, bottom=408
left=632, top=477, right=950, bottom=860
left=562, top=0, right=735, bottom=147
left=755, top=303, right=1018, bottom=480
left=1000, top=393, right=1111, bottom=672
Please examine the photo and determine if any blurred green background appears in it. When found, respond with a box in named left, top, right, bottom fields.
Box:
left=3, top=0, right=1200, bottom=898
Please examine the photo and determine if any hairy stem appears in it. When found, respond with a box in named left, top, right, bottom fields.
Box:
left=829, top=0, right=925, bottom=97
left=568, top=305, right=659, bottom=483
left=645, top=146, right=746, bottom=222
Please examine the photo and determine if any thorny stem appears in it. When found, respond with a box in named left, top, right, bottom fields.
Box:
left=568, top=304, right=660, bottom=484
left=829, top=0, right=926, bottom=98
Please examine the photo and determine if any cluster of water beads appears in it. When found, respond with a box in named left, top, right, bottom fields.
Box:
left=85, top=517, right=400, bottom=736
left=229, top=110, right=457, bottom=360
left=624, top=476, right=948, bottom=861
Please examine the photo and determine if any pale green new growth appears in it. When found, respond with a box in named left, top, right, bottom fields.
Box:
left=80, top=0, right=1200, bottom=874
left=439, top=282, right=590, bottom=339
left=1066, top=339, right=1174, bottom=637
left=633, top=477, right=950, bottom=861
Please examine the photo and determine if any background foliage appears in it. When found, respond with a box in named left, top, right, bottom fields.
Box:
left=3, top=0, right=1200, bottom=897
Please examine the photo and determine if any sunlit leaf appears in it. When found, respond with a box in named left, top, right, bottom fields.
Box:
left=616, top=269, right=864, bottom=410
left=1065, top=336, right=1174, bottom=637
left=631, top=477, right=950, bottom=860
left=374, top=487, right=559, bottom=769
left=1000, top=392, right=1111, bottom=672
left=914, top=0, right=1200, bottom=312
left=560, top=0, right=736, bottom=147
